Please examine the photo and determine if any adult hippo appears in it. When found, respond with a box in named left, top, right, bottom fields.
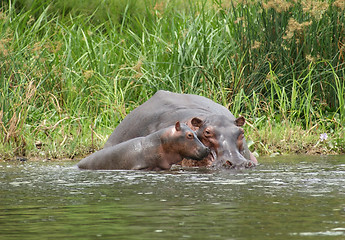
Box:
left=104, top=90, right=257, bottom=168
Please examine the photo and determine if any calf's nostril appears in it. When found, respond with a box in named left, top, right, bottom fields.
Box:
left=205, top=147, right=210, bottom=154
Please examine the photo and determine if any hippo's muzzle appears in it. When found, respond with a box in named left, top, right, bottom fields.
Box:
left=211, top=149, right=257, bottom=169
left=193, top=146, right=211, bottom=160
left=222, top=159, right=256, bottom=169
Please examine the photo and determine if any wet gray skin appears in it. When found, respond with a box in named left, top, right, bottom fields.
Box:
left=104, top=90, right=257, bottom=168
left=77, top=122, right=210, bottom=170
left=194, top=115, right=256, bottom=169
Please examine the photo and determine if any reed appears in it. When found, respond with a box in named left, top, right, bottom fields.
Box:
left=0, top=0, right=344, bottom=159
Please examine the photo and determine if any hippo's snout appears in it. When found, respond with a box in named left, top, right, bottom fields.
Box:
left=223, top=159, right=257, bottom=169
left=212, top=149, right=257, bottom=169
left=202, top=146, right=211, bottom=157
left=194, top=146, right=210, bottom=160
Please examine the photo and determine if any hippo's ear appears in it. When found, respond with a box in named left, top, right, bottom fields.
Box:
left=235, top=116, right=245, bottom=126
left=175, top=121, right=181, bottom=131
left=191, top=117, right=203, bottom=128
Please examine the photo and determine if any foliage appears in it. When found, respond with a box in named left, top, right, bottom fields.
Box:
left=0, top=0, right=344, bottom=159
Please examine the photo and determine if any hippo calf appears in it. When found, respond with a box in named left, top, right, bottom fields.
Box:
left=77, top=122, right=210, bottom=170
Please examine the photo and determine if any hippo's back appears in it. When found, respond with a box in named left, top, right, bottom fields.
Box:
left=104, top=90, right=235, bottom=148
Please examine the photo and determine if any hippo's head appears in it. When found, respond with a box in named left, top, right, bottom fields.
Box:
left=164, top=122, right=210, bottom=161
left=187, top=115, right=257, bottom=169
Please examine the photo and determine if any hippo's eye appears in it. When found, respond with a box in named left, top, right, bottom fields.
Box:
left=204, top=129, right=211, bottom=137
left=187, top=133, right=194, bottom=139
left=237, top=132, right=245, bottom=151
left=238, top=129, right=245, bottom=140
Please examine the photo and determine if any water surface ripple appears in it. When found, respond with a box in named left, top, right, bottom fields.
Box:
left=1, top=155, right=344, bottom=240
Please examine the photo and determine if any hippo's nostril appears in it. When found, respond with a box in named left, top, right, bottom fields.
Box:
left=223, top=160, right=234, bottom=169
left=245, top=160, right=256, bottom=168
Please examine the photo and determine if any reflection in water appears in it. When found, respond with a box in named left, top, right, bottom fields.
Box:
left=0, top=155, right=344, bottom=239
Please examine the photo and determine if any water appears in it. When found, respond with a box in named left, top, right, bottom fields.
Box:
left=1, top=155, right=344, bottom=240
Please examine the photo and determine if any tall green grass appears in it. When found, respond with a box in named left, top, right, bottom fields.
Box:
left=0, top=0, right=344, bottom=159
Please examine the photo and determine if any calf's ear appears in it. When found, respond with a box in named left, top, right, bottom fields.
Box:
left=175, top=121, right=181, bottom=131
left=235, top=116, right=245, bottom=126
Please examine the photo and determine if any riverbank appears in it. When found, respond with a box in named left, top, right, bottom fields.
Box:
left=1, top=0, right=344, bottom=161
left=1, top=113, right=344, bottom=162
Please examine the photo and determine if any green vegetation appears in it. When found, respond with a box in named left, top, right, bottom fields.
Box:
left=1, top=0, right=344, bottom=160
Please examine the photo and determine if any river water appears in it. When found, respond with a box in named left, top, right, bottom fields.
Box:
left=1, top=155, right=344, bottom=240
